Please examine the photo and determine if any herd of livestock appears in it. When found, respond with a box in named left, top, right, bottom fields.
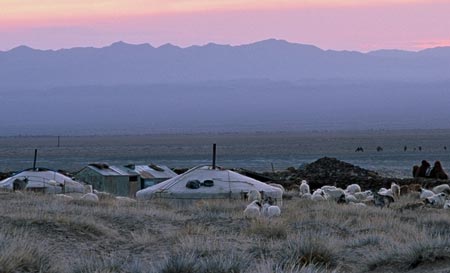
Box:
left=244, top=180, right=450, bottom=219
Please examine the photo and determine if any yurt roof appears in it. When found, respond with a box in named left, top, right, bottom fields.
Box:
left=136, top=165, right=282, bottom=200
left=0, top=168, right=84, bottom=193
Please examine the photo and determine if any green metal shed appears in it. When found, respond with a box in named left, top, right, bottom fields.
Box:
left=74, top=163, right=140, bottom=197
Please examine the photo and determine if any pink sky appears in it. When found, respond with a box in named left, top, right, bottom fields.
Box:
left=1, top=0, right=449, bottom=52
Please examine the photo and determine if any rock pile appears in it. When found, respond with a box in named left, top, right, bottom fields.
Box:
left=299, top=157, right=379, bottom=179
left=262, top=157, right=447, bottom=191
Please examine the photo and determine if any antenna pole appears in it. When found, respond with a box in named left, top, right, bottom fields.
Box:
left=33, top=149, right=38, bottom=170
left=212, top=143, right=216, bottom=169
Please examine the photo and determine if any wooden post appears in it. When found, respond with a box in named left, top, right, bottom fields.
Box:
left=212, top=143, right=216, bottom=169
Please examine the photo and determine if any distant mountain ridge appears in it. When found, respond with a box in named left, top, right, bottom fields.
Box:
left=1, top=39, right=450, bottom=89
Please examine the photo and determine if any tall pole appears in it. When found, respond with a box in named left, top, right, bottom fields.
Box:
left=212, top=143, right=216, bottom=169
left=33, top=149, right=38, bottom=170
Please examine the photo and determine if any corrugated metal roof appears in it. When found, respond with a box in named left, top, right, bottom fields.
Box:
left=87, top=165, right=138, bottom=177
left=131, top=165, right=177, bottom=179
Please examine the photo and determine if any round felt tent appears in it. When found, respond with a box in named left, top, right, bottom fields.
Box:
left=0, top=168, right=85, bottom=194
left=136, top=165, right=283, bottom=202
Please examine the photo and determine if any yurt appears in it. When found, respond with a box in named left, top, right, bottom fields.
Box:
left=0, top=168, right=85, bottom=194
left=136, top=165, right=283, bottom=202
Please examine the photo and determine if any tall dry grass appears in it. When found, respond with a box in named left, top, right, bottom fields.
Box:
left=1, top=191, right=450, bottom=272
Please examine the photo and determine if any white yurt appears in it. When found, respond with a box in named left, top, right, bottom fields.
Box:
left=0, top=168, right=85, bottom=194
left=136, top=165, right=283, bottom=202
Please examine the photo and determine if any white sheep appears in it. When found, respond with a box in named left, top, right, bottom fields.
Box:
left=311, top=189, right=328, bottom=201
left=247, top=189, right=262, bottom=202
left=80, top=192, right=99, bottom=203
left=300, top=193, right=312, bottom=200
left=349, top=202, right=367, bottom=207
left=321, top=185, right=337, bottom=191
left=345, top=193, right=359, bottom=204
left=443, top=200, right=450, bottom=209
left=432, top=184, right=450, bottom=194
left=262, top=203, right=281, bottom=218
left=323, top=187, right=345, bottom=201
left=93, top=189, right=114, bottom=200
left=299, top=180, right=310, bottom=196
left=354, top=190, right=373, bottom=201
left=378, top=188, right=394, bottom=199
left=425, top=193, right=447, bottom=208
left=391, top=183, right=401, bottom=198
left=55, top=194, right=74, bottom=200
left=244, top=200, right=262, bottom=218
left=420, top=188, right=435, bottom=200
left=346, top=184, right=361, bottom=194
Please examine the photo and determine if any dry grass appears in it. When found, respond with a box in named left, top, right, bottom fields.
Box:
left=2, top=192, right=450, bottom=272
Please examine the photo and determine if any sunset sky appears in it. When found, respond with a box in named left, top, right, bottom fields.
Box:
left=1, top=0, right=449, bottom=51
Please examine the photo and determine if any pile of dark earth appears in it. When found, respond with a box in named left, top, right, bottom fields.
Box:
left=236, top=157, right=448, bottom=191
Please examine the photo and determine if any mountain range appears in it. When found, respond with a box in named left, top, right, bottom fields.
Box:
left=1, top=39, right=450, bottom=89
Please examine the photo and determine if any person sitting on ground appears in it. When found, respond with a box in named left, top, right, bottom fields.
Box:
left=413, top=160, right=431, bottom=178
left=429, top=161, right=448, bottom=180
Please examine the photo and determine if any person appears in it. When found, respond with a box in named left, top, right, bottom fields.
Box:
left=404, top=145, right=407, bottom=152
left=413, top=160, right=431, bottom=178
left=429, top=161, right=448, bottom=180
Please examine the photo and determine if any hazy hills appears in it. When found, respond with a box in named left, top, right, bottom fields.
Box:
left=1, top=39, right=450, bottom=135
left=1, top=39, right=450, bottom=88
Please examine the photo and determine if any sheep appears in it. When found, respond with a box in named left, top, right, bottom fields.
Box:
left=349, top=202, right=367, bottom=207
left=425, top=193, right=447, bottom=208
left=391, top=182, right=401, bottom=198
left=311, top=189, right=328, bottom=201
left=321, top=185, right=337, bottom=191
left=247, top=189, right=261, bottom=202
left=345, top=193, right=359, bottom=204
left=322, top=187, right=345, bottom=202
left=300, top=193, right=312, bottom=200
left=55, top=194, right=73, bottom=200
left=354, top=190, right=373, bottom=201
left=346, top=184, right=361, bottom=194
left=262, top=203, right=281, bottom=218
left=373, top=192, right=394, bottom=208
left=93, top=189, right=114, bottom=200
left=378, top=188, right=394, bottom=199
left=80, top=193, right=99, bottom=203
left=244, top=200, right=262, bottom=218
left=432, top=184, right=450, bottom=195
left=299, top=180, right=310, bottom=196
left=408, top=184, right=422, bottom=192
left=420, top=188, right=435, bottom=200
left=400, top=185, right=410, bottom=195
left=444, top=200, right=450, bottom=209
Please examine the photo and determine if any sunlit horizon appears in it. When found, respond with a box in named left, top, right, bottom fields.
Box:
left=1, top=0, right=449, bottom=52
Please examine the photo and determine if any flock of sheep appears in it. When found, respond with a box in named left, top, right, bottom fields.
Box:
left=244, top=180, right=450, bottom=218
left=54, top=190, right=137, bottom=204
